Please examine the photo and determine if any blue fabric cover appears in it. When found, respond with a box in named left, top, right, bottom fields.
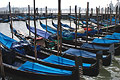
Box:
left=69, top=16, right=84, bottom=20
left=0, top=32, right=40, bottom=55
left=40, top=21, right=57, bottom=34
left=90, top=18, right=107, bottom=26
left=18, top=61, right=72, bottom=75
left=17, top=16, right=25, bottom=19
left=26, top=23, right=51, bottom=39
left=71, top=32, right=86, bottom=37
left=112, top=32, right=120, bottom=36
left=61, top=22, right=74, bottom=29
left=43, top=55, right=91, bottom=67
left=64, top=48, right=106, bottom=58
left=81, top=43, right=109, bottom=50
left=52, top=21, right=58, bottom=29
left=104, top=35, right=120, bottom=40
left=40, top=17, right=47, bottom=19
left=0, top=32, right=17, bottom=49
left=64, top=48, right=97, bottom=58
left=82, top=21, right=90, bottom=25
left=52, top=21, right=74, bottom=30
left=69, top=16, right=76, bottom=19
left=52, top=21, right=86, bottom=37
left=92, top=38, right=120, bottom=44
left=40, top=22, right=76, bottom=40
left=87, top=29, right=98, bottom=35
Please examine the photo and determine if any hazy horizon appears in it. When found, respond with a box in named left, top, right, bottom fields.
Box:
left=0, top=0, right=118, bottom=9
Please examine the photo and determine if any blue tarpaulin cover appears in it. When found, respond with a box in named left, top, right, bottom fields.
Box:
left=26, top=23, right=51, bottom=39
left=40, top=21, right=57, bottom=34
left=112, top=32, right=120, bottom=36
left=81, top=43, right=109, bottom=50
left=104, top=35, right=120, bottom=40
left=64, top=48, right=96, bottom=58
left=0, top=32, right=17, bottom=49
left=18, top=61, right=72, bottom=75
left=43, top=55, right=91, bottom=67
left=17, top=16, right=25, bottom=19
left=92, top=38, right=120, bottom=44
left=61, top=22, right=74, bottom=29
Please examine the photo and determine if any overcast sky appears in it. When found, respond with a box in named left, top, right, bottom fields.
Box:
left=0, top=0, right=118, bottom=9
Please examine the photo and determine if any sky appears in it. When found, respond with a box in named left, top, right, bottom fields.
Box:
left=0, top=0, right=118, bottom=9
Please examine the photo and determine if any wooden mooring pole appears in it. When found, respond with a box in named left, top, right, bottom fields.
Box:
left=90, top=8, right=93, bottom=25
left=45, top=6, right=48, bottom=32
left=101, top=8, right=103, bottom=25
left=119, top=7, right=120, bottom=23
left=96, top=51, right=103, bottom=71
left=86, top=2, right=89, bottom=42
left=96, top=7, right=100, bottom=38
left=75, top=56, right=83, bottom=80
left=75, top=5, right=77, bottom=48
left=0, top=44, right=5, bottom=80
left=33, top=0, right=37, bottom=60
left=78, top=7, right=81, bottom=29
left=115, top=6, right=118, bottom=26
left=69, top=6, right=71, bottom=27
left=28, top=5, right=31, bottom=36
left=9, top=2, right=13, bottom=39
left=110, top=7, right=112, bottom=26
left=106, top=7, right=109, bottom=33
left=58, top=0, right=62, bottom=55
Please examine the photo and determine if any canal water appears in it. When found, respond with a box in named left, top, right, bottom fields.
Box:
left=0, top=19, right=120, bottom=80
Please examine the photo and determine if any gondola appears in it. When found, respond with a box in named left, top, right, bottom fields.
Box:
left=52, top=20, right=99, bottom=36
left=60, top=22, right=74, bottom=29
left=10, top=24, right=111, bottom=68
left=81, top=35, right=120, bottom=56
left=1, top=47, right=77, bottom=80
left=0, top=18, right=10, bottom=23
left=25, top=22, right=111, bottom=66
left=0, top=32, right=100, bottom=76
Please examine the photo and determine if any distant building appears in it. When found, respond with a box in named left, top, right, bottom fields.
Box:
left=109, top=1, right=114, bottom=11
left=0, top=4, right=9, bottom=13
left=0, top=3, right=27, bottom=14
left=115, top=0, right=120, bottom=10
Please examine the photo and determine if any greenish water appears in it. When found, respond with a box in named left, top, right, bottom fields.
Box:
left=0, top=20, right=120, bottom=80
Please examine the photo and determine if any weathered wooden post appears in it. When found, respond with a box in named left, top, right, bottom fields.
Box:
left=96, top=7, right=100, bottom=38
left=58, top=0, right=62, bottom=55
left=101, top=8, right=103, bottom=25
left=9, top=2, right=13, bottom=39
left=115, top=6, right=118, bottom=26
left=78, top=7, right=81, bottom=29
left=33, top=0, right=37, bottom=60
left=0, top=44, right=5, bottom=80
left=75, top=5, right=77, bottom=48
left=119, top=7, right=120, bottom=23
left=86, top=2, right=89, bottom=42
left=75, top=55, right=83, bottom=80
left=28, top=5, right=31, bottom=36
left=90, top=8, right=93, bottom=25
left=69, top=6, right=71, bottom=27
left=75, top=56, right=80, bottom=80
left=106, top=7, right=109, bottom=33
left=45, top=6, right=48, bottom=32
left=110, top=7, right=112, bottom=25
